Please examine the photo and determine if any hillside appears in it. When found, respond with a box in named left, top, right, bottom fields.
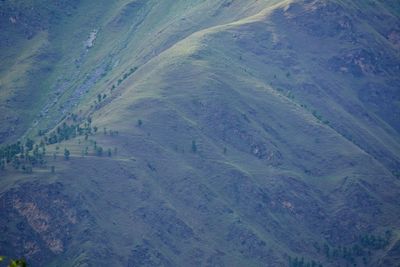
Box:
left=1, top=0, right=400, bottom=266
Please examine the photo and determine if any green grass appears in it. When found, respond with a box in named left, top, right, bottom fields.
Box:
left=1, top=0, right=400, bottom=266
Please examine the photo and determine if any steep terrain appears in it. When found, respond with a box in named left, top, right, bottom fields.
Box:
left=1, top=0, right=400, bottom=266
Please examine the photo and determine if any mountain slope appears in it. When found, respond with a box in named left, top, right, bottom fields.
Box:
left=1, top=0, right=400, bottom=266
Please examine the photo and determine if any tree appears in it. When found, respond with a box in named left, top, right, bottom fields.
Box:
left=12, top=156, right=20, bottom=170
left=9, top=259, right=27, bottom=267
left=97, top=94, right=102, bottom=103
left=25, top=138, right=34, bottom=151
left=137, top=119, right=142, bottom=127
left=0, top=256, right=26, bottom=267
left=96, top=146, right=103, bottom=157
left=107, top=148, right=112, bottom=157
left=64, top=148, right=70, bottom=160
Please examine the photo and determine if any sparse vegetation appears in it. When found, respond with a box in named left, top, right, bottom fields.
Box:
left=113, top=66, right=138, bottom=89
left=0, top=114, right=119, bottom=173
left=318, top=232, right=392, bottom=265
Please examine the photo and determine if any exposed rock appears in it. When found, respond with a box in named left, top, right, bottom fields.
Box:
left=0, top=182, right=83, bottom=264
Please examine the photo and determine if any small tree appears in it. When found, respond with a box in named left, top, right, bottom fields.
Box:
left=64, top=148, right=70, bottom=160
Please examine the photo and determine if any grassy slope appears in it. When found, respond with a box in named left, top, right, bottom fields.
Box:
left=1, top=0, right=400, bottom=266
left=0, top=0, right=116, bottom=143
